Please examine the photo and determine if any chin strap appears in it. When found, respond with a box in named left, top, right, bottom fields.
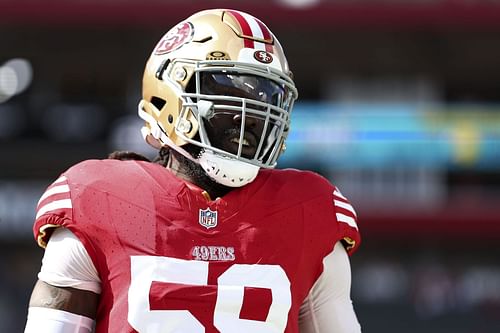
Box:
left=198, top=150, right=260, bottom=187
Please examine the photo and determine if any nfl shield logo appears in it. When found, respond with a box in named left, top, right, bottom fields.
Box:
left=199, top=208, right=218, bottom=229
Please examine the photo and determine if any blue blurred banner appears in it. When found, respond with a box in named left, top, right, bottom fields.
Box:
left=281, top=102, right=500, bottom=170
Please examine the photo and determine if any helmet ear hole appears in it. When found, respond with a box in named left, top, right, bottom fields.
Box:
left=151, top=96, right=167, bottom=111
left=167, top=114, right=174, bottom=123
left=155, top=59, right=170, bottom=80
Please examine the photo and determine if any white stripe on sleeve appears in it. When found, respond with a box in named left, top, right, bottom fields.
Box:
left=334, top=199, right=358, bottom=217
left=37, top=184, right=70, bottom=205
left=333, top=189, right=347, bottom=200
left=36, top=199, right=72, bottom=219
left=336, top=213, right=358, bottom=230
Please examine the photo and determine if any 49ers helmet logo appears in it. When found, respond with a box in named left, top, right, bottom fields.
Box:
left=253, top=50, right=273, bottom=64
left=154, top=21, right=194, bottom=55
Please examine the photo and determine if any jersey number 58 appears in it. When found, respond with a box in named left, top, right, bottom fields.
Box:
left=128, top=256, right=292, bottom=332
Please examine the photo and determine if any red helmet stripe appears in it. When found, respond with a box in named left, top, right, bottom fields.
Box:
left=227, top=10, right=254, bottom=49
left=255, top=19, right=274, bottom=53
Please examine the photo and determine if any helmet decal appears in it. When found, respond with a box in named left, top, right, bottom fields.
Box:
left=253, top=50, right=273, bottom=64
left=154, top=21, right=194, bottom=55
left=206, top=51, right=230, bottom=61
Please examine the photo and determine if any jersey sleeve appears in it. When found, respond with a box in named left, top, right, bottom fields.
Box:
left=331, top=186, right=361, bottom=255
left=33, top=174, right=73, bottom=248
left=38, top=227, right=101, bottom=293
left=280, top=169, right=362, bottom=256
left=299, top=241, right=362, bottom=333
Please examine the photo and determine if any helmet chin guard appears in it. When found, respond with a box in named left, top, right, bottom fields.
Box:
left=198, top=150, right=259, bottom=187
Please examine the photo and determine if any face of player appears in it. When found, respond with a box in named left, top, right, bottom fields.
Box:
left=205, top=113, right=263, bottom=159
left=199, top=72, right=287, bottom=160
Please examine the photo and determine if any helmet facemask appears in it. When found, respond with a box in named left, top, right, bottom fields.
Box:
left=171, top=60, right=296, bottom=186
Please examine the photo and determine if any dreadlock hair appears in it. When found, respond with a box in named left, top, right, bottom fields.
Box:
left=108, top=145, right=199, bottom=168
left=152, top=147, right=170, bottom=166
left=108, top=148, right=171, bottom=165
left=108, top=146, right=232, bottom=198
left=107, top=151, right=152, bottom=162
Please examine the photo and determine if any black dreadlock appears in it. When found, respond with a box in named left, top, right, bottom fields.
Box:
left=107, top=150, right=152, bottom=162
left=108, top=147, right=232, bottom=198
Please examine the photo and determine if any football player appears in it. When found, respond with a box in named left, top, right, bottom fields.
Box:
left=24, top=9, right=362, bottom=333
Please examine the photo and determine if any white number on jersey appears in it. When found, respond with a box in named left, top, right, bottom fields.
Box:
left=128, top=256, right=292, bottom=333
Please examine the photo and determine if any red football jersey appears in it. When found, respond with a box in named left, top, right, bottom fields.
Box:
left=34, top=159, right=360, bottom=333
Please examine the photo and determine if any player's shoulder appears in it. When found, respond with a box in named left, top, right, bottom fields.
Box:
left=62, top=158, right=161, bottom=186
left=34, top=158, right=164, bottom=247
left=261, top=168, right=361, bottom=254
left=261, top=168, right=334, bottom=197
left=65, top=158, right=145, bottom=176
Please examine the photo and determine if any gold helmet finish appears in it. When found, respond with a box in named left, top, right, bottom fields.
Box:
left=138, top=8, right=298, bottom=185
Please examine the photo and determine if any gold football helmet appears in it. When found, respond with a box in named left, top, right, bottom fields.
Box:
left=139, top=9, right=298, bottom=186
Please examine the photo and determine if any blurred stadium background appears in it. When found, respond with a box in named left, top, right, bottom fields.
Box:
left=1, top=0, right=500, bottom=332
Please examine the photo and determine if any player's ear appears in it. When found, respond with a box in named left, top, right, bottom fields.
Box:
left=107, top=151, right=151, bottom=162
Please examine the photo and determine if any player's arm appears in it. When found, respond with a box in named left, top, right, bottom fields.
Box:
left=299, top=241, right=362, bottom=333
left=26, top=282, right=98, bottom=332
left=25, top=228, right=101, bottom=333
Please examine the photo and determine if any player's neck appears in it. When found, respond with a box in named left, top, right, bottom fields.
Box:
left=166, top=150, right=233, bottom=200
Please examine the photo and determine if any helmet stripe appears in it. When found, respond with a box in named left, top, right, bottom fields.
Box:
left=255, top=19, right=274, bottom=53
left=227, top=10, right=273, bottom=53
left=238, top=11, right=270, bottom=52
left=227, top=10, right=254, bottom=49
